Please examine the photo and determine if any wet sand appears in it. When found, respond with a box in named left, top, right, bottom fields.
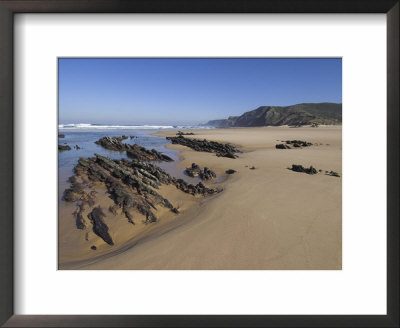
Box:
left=59, top=126, right=342, bottom=270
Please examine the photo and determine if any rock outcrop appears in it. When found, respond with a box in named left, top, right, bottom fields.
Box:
left=177, top=131, right=195, bottom=136
left=88, top=207, right=114, bottom=245
left=63, top=153, right=222, bottom=246
left=290, top=164, right=317, bottom=175
left=166, top=135, right=239, bottom=159
left=185, top=163, right=216, bottom=181
left=95, top=136, right=173, bottom=162
left=276, top=144, right=291, bottom=149
left=276, top=140, right=313, bottom=149
left=326, top=171, right=340, bottom=177
left=58, top=144, right=71, bottom=151
left=285, top=140, right=313, bottom=147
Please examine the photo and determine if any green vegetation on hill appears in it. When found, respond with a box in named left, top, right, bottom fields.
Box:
left=206, top=103, right=342, bottom=127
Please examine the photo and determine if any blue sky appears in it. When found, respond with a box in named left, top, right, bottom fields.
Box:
left=58, top=58, right=342, bottom=125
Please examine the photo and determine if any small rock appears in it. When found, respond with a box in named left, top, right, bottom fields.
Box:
left=225, top=169, right=236, bottom=174
left=276, top=144, right=291, bottom=149
left=290, top=164, right=317, bottom=175
left=58, top=144, right=71, bottom=151
left=91, top=245, right=97, bottom=250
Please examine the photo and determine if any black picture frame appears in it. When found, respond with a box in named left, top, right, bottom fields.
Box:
left=0, top=0, right=398, bottom=327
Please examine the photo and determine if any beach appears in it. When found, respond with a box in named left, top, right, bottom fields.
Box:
left=59, top=125, right=342, bottom=270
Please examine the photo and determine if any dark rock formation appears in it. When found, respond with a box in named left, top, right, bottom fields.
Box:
left=63, top=153, right=223, bottom=246
left=126, top=145, right=173, bottom=162
left=94, top=136, right=129, bottom=151
left=70, top=154, right=221, bottom=230
left=58, top=134, right=65, bottom=138
left=125, top=210, right=135, bottom=224
left=58, top=144, right=71, bottom=151
left=225, top=169, right=236, bottom=174
left=91, top=245, right=97, bottom=250
left=75, top=145, right=80, bottom=150
left=166, top=135, right=239, bottom=159
left=206, top=103, right=342, bottom=127
left=63, top=182, right=85, bottom=202
left=290, top=164, right=317, bottom=175
left=177, top=131, right=195, bottom=136
left=201, top=167, right=216, bottom=180
left=327, top=171, right=340, bottom=177
left=276, top=144, right=291, bottom=149
left=75, top=212, right=86, bottom=230
left=285, top=140, right=313, bottom=147
left=185, top=163, right=216, bottom=181
left=88, top=207, right=114, bottom=245
left=185, top=163, right=201, bottom=177
left=95, top=136, right=173, bottom=162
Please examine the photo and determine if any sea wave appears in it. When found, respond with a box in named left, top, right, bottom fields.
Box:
left=58, top=123, right=176, bottom=130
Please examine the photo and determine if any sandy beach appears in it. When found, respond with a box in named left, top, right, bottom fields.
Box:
left=59, top=126, right=341, bottom=270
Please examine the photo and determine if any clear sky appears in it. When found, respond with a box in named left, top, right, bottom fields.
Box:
left=58, top=58, right=342, bottom=125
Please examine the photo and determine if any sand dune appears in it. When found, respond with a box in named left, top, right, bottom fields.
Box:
left=61, top=126, right=341, bottom=270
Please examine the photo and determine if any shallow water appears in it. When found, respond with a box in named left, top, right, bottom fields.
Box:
left=58, top=128, right=203, bottom=187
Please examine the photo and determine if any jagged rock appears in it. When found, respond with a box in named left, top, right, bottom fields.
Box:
left=166, top=136, right=239, bottom=159
left=126, top=144, right=173, bottom=162
left=95, top=136, right=126, bottom=151
left=58, top=144, right=71, bottom=151
left=177, top=131, right=195, bottom=136
left=185, top=163, right=201, bottom=177
left=88, top=207, right=114, bottom=245
left=75, top=145, right=80, bottom=150
left=225, top=169, right=236, bottom=174
left=70, top=154, right=220, bottom=227
left=95, top=136, right=173, bottom=162
left=285, top=140, right=313, bottom=147
left=58, top=134, right=65, bottom=138
left=185, top=163, right=216, bottom=181
left=200, top=167, right=216, bottom=180
left=276, top=144, right=291, bottom=149
left=63, top=182, right=85, bottom=201
left=290, top=164, right=317, bottom=175
left=216, top=151, right=237, bottom=159
left=64, top=154, right=223, bottom=246
left=124, top=210, right=135, bottom=224
left=75, top=212, right=86, bottom=229
left=327, top=171, right=340, bottom=177
left=121, top=135, right=128, bottom=140
left=130, top=136, right=137, bottom=139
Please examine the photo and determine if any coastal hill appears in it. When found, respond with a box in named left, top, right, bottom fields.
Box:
left=206, top=102, right=342, bottom=127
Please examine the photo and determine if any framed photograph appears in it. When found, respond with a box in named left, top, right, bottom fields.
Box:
left=0, top=0, right=398, bottom=327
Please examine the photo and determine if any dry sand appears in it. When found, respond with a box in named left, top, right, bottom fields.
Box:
left=60, top=126, right=342, bottom=270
